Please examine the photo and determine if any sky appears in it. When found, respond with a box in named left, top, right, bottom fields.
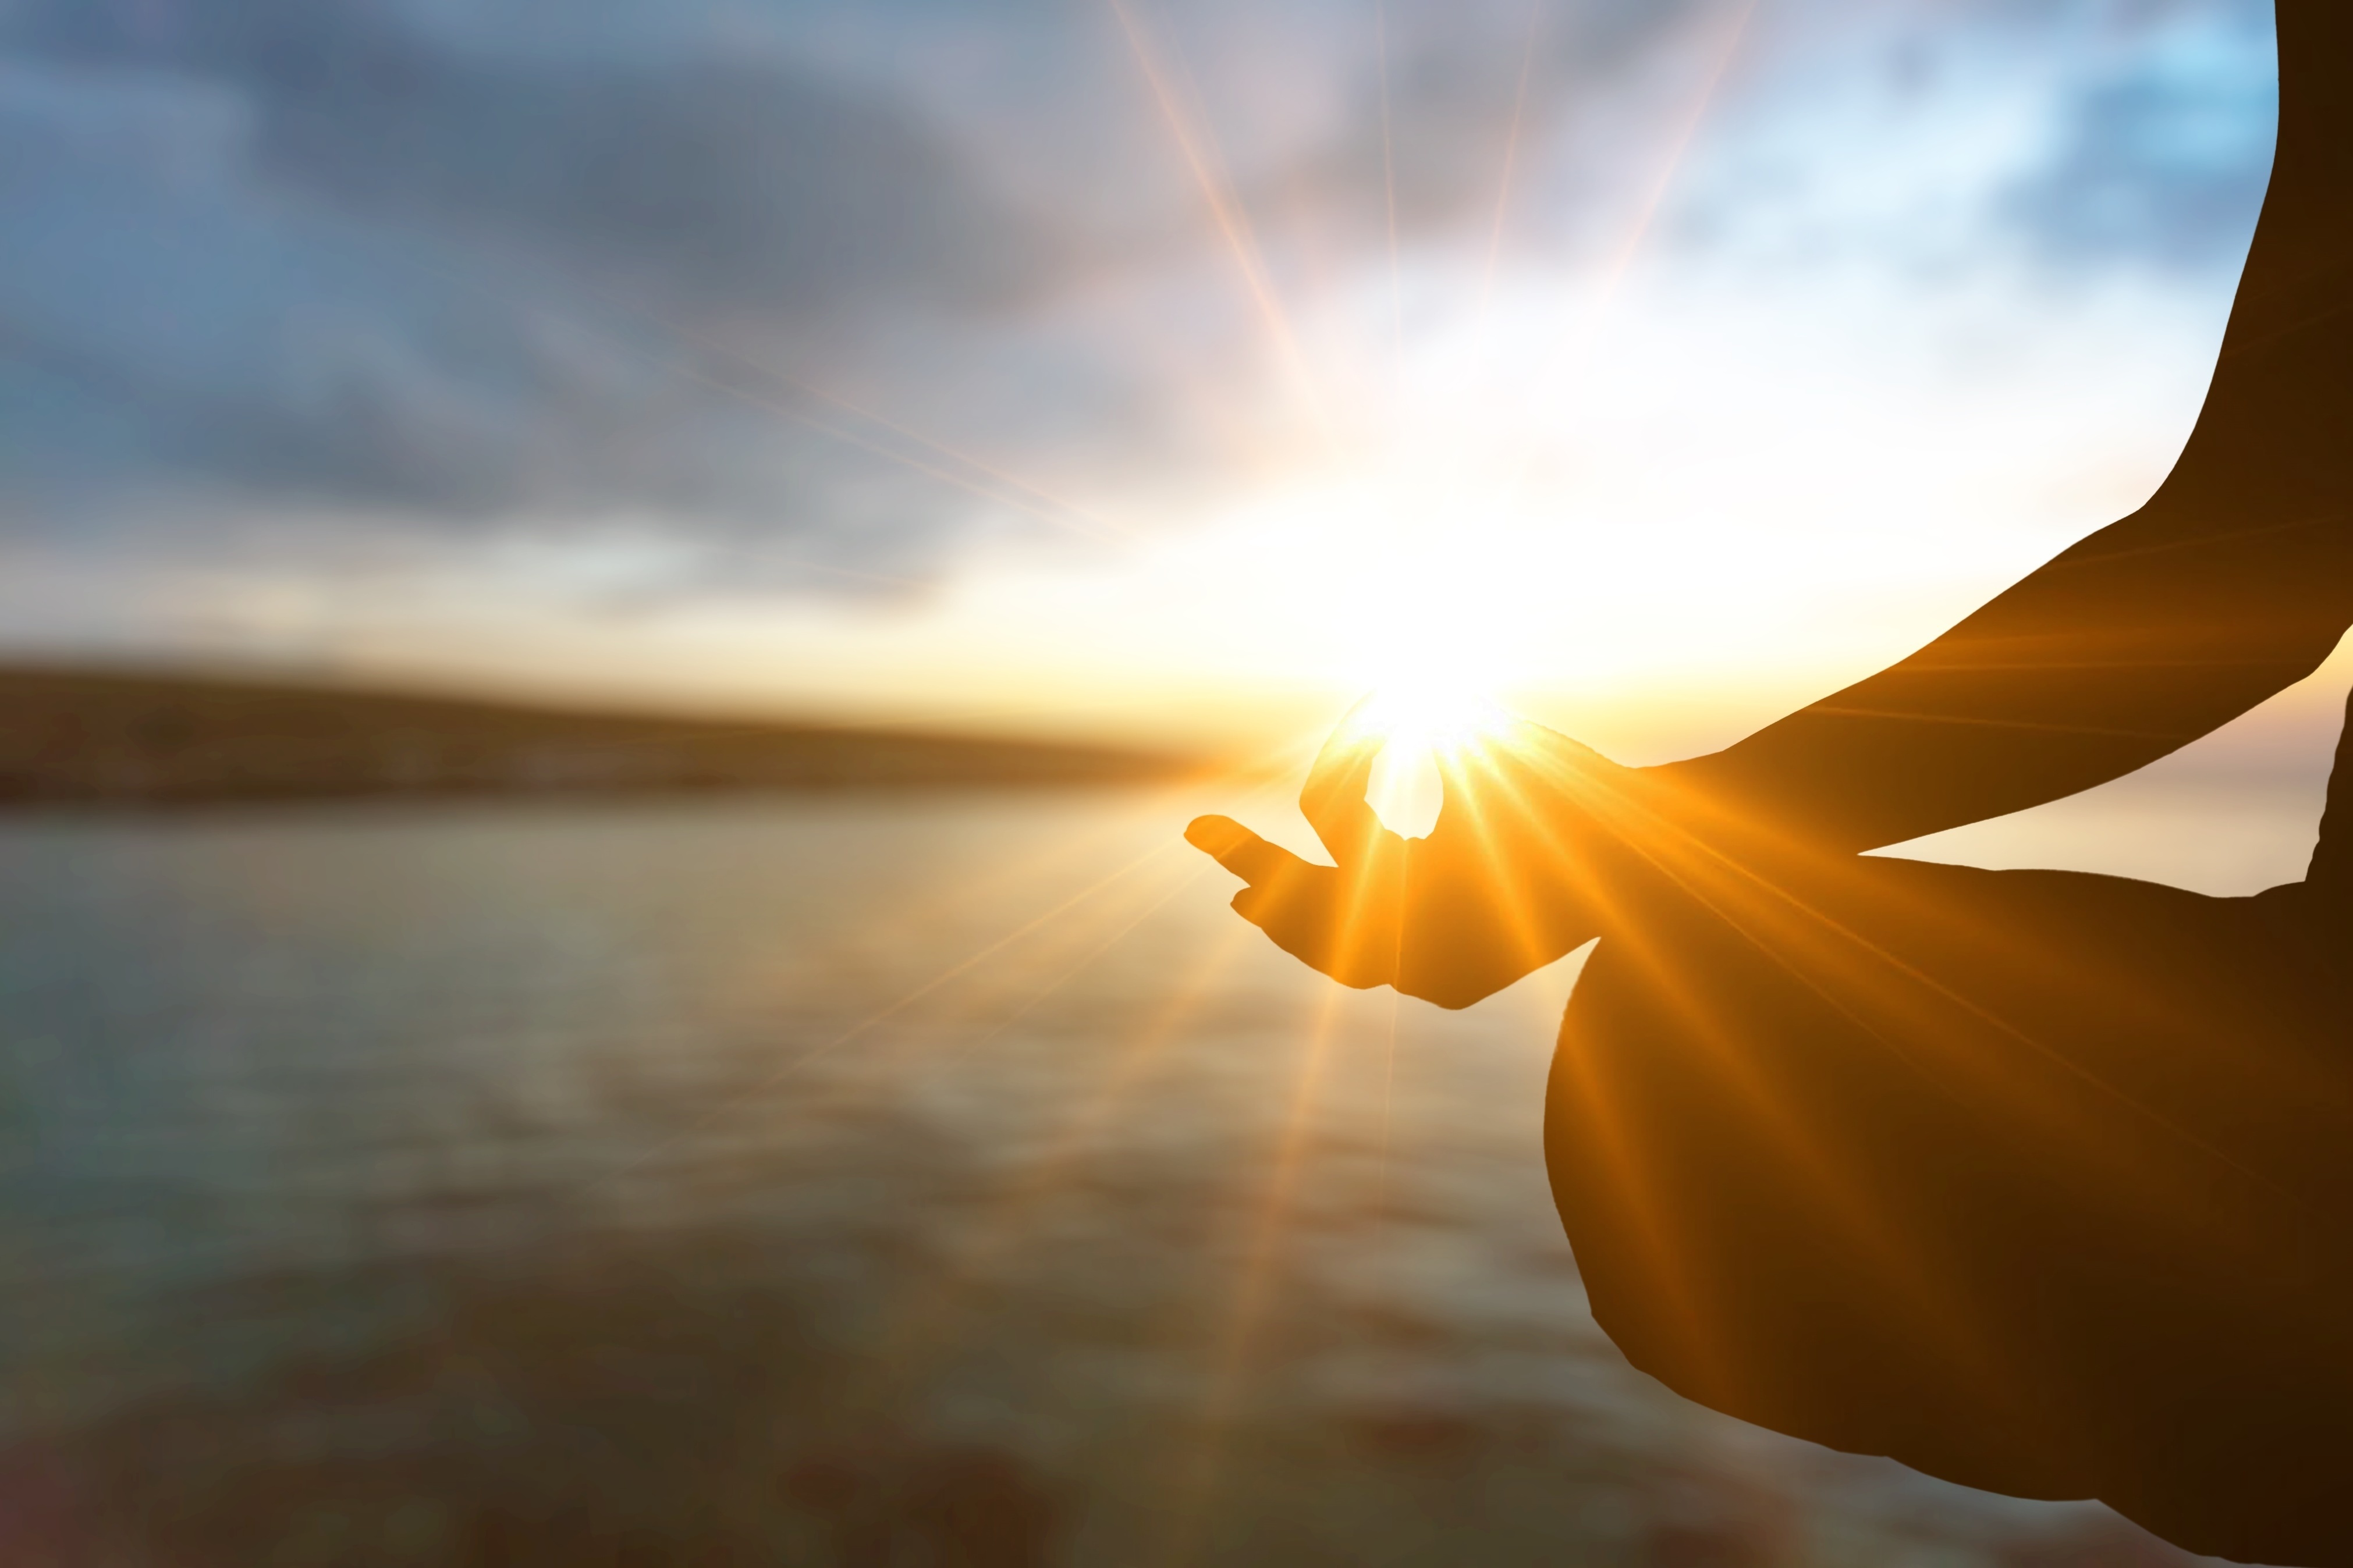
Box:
left=0, top=0, right=2316, bottom=763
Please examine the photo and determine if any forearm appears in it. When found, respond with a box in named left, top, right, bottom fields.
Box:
left=1661, top=2, right=2353, bottom=854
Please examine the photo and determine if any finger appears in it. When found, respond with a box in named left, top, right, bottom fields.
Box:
left=1427, top=719, right=1634, bottom=861
left=1462, top=717, right=1618, bottom=809
left=1233, top=872, right=1396, bottom=990
left=1428, top=716, right=1587, bottom=840
left=1299, top=711, right=1392, bottom=864
left=1303, top=695, right=1388, bottom=791
left=1184, top=815, right=1319, bottom=887
left=1488, top=713, right=1613, bottom=774
left=1421, top=713, right=1548, bottom=823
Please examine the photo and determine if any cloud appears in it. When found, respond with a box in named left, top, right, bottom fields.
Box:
left=14, top=0, right=1057, bottom=313
left=1999, top=1, right=2275, bottom=269
left=1207, top=0, right=1708, bottom=237
left=0, top=0, right=1084, bottom=586
left=0, top=0, right=2288, bottom=629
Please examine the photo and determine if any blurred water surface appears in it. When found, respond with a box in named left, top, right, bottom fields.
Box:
left=0, top=781, right=2316, bottom=1565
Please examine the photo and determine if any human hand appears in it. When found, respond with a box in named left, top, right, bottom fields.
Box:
left=1184, top=706, right=1645, bottom=1009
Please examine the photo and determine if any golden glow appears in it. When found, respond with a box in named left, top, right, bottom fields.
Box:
left=1357, top=680, right=1509, bottom=837
left=1356, top=681, right=1510, bottom=755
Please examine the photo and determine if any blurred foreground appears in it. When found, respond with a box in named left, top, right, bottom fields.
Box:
left=0, top=785, right=2303, bottom=1565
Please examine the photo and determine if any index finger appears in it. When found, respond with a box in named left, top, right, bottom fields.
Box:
left=1299, top=705, right=1392, bottom=864
left=1185, top=815, right=1318, bottom=888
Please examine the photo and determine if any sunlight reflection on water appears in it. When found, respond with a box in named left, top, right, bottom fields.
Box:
left=0, top=787, right=2270, bottom=1564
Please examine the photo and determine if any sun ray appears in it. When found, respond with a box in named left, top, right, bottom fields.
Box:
left=673, top=340, right=1131, bottom=543
left=1375, top=0, right=1407, bottom=386
left=673, top=364, right=1131, bottom=546
left=1507, top=0, right=1756, bottom=495
left=392, top=250, right=1131, bottom=546
left=1568, top=891, right=2025, bottom=1403
left=1489, top=734, right=2305, bottom=1441
left=1477, top=0, right=1545, bottom=328
left=1106, top=0, right=1341, bottom=451
left=1559, top=759, right=2296, bottom=1199
left=675, top=344, right=1137, bottom=545
left=728, top=745, right=1334, bottom=1400
left=1376, top=985, right=1400, bottom=1239
left=849, top=912, right=1264, bottom=1400
left=633, top=741, right=1319, bottom=1164
left=1153, top=979, right=1356, bottom=1567
left=1595, top=0, right=1757, bottom=295
left=864, top=853, right=1218, bottom=1089
left=594, top=831, right=1202, bottom=1185
left=1144, top=734, right=1440, bottom=1552
left=1511, top=769, right=2055, bottom=1409
left=681, top=766, right=1262, bottom=1032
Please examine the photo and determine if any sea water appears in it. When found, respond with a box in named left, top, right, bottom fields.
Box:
left=0, top=779, right=2313, bottom=1564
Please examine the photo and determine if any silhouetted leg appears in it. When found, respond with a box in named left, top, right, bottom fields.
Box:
left=1548, top=693, right=2353, bottom=1565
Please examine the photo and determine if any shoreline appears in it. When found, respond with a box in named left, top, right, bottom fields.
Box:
left=0, top=664, right=1202, bottom=807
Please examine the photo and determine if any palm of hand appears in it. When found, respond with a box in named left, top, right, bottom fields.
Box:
left=1186, top=710, right=1635, bottom=1009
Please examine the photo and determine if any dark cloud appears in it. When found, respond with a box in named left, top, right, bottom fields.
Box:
left=0, top=119, right=942, bottom=556
left=12, top=0, right=1055, bottom=314
left=0, top=0, right=1083, bottom=581
left=0, top=0, right=2290, bottom=609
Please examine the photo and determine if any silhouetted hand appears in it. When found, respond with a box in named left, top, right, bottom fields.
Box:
left=1185, top=708, right=1644, bottom=1009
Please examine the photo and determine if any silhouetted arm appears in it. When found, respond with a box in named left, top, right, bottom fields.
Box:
left=1666, top=2, right=2353, bottom=853
left=1190, top=6, right=2353, bottom=1007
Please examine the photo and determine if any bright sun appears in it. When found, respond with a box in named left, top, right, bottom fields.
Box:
left=1357, top=680, right=1507, bottom=753
left=1321, top=510, right=1532, bottom=838
left=1355, top=678, right=1509, bottom=838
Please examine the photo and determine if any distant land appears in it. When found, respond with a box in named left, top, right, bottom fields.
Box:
left=0, top=665, right=1201, bottom=806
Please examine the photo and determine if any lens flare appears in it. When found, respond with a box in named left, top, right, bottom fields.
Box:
left=1358, top=681, right=1509, bottom=837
